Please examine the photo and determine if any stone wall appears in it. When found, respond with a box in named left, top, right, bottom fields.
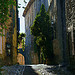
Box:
left=53, top=39, right=63, bottom=64
left=12, top=5, right=18, bottom=65
left=65, top=0, right=75, bottom=65
left=1, top=4, right=17, bottom=65
left=48, top=0, right=68, bottom=64
left=0, top=35, right=2, bottom=54
left=17, top=53, right=25, bottom=65
left=0, top=28, right=6, bottom=65
left=48, top=0, right=75, bottom=65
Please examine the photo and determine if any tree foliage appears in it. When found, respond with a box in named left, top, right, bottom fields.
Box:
left=18, top=33, right=26, bottom=51
left=18, top=33, right=26, bottom=43
left=31, top=4, right=54, bottom=62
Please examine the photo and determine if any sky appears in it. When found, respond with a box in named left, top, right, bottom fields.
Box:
left=18, top=0, right=29, bottom=33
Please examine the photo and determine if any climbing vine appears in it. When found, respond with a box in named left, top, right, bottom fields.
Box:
left=0, top=0, right=16, bottom=36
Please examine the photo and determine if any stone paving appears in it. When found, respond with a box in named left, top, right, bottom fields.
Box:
left=0, top=64, right=74, bottom=75
left=1, top=65, right=25, bottom=75
left=30, top=64, right=73, bottom=75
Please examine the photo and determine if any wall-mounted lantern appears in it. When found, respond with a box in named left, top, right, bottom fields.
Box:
left=51, top=19, right=56, bottom=39
left=6, top=43, right=11, bottom=56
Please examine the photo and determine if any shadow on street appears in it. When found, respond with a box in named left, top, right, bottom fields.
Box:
left=23, top=66, right=39, bottom=75
left=45, top=65, right=73, bottom=75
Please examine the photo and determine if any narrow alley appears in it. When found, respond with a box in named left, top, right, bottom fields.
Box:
left=0, top=0, right=75, bottom=75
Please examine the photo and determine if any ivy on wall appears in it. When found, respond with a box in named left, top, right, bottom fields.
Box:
left=0, top=0, right=16, bottom=36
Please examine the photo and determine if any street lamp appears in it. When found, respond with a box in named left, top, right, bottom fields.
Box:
left=6, top=43, right=11, bottom=56
left=51, top=20, right=56, bottom=39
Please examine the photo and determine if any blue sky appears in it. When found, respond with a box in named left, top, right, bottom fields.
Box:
left=18, top=0, right=29, bottom=33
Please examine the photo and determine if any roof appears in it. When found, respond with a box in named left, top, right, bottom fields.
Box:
left=23, top=0, right=35, bottom=17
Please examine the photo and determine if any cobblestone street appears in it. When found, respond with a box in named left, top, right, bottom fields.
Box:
left=0, top=64, right=74, bottom=75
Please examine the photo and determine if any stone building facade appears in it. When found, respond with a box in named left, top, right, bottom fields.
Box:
left=65, top=0, right=75, bottom=65
left=0, top=28, right=6, bottom=65
left=23, top=0, right=50, bottom=64
left=17, top=41, right=25, bottom=65
left=48, top=0, right=67, bottom=64
left=5, top=2, right=18, bottom=65
left=0, top=0, right=18, bottom=65
left=48, top=0, right=75, bottom=64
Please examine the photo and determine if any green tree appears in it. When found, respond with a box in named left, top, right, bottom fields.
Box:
left=31, top=4, right=54, bottom=63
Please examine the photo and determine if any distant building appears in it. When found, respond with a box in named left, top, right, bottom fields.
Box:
left=17, top=49, right=25, bottom=65
left=17, top=40, right=25, bottom=65
left=23, top=0, right=50, bottom=64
